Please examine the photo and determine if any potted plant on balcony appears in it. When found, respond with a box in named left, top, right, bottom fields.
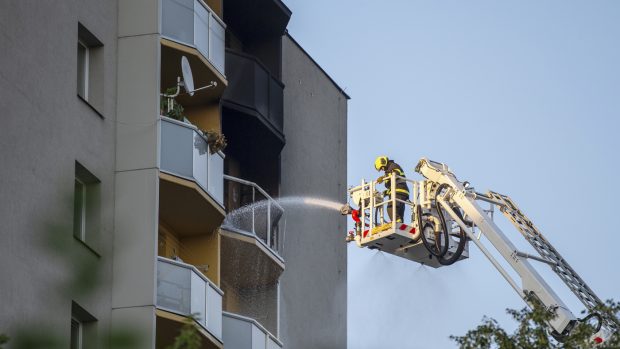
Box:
left=201, top=129, right=227, bottom=154
left=160, top=87, right=186, bottom=121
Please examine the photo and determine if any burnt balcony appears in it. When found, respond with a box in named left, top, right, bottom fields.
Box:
left=221, top=175, right=284, bottom=260
left=222, top=50, right=284, bottom=140
left=220, top=175, right=284, bottom=336
left=223, top=0, right=291, bottom=42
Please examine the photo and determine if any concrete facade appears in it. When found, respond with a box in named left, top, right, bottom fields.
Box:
left=280, top=34, right=349, bottom=349
left=0, top=0, right=118, bottom=344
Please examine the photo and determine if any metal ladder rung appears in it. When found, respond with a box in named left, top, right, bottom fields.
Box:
left=489, top=191, right=620, bottom=331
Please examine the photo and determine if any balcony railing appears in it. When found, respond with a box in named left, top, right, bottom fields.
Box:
left=160, top=117, right=224, bottom=205
left=222, top=312, right=282, bottom=349
left=222, top=175, right=285, bottom=256
left=162, top=0, right=226, bottom=75
left=223, top=50, right=284, bottom=133
left=156, top=257, right=223, bottom=340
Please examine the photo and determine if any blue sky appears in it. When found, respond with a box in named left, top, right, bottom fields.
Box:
left=284, top=1, right=620, bottom=348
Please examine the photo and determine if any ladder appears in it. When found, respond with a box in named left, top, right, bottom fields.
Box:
left=488, top=191, right=620, bottom=333
left=415, top=158, right=615, bottom=339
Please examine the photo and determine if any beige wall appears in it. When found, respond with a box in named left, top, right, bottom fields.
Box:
left=186, top=102, right=221, bottom=133
left=159, top=222, right=221, bottom=286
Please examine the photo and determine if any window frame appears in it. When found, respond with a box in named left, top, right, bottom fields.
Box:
left=77, top=40, right=90, bottom=101
left=70, top=317, right=83, bottom=349
left=73, top=178, right=87, bottom=241
left=73, top=161, right=101, bottom=253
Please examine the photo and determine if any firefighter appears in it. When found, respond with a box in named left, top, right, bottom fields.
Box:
left=374, top=156, right=410, bottom=223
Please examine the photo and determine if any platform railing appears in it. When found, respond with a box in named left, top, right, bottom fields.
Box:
left=222, top=175, right=285, bottom=255
left=349, top=173, right=420, bottom=234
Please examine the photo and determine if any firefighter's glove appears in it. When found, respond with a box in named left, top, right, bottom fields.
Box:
left=376, top=176, right=385, bottom=184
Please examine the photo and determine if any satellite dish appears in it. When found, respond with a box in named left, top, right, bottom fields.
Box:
left=181, top=56, right=195, bottom=96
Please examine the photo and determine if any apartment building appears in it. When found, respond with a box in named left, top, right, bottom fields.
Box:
left=0, top=0, right=347, bottom=348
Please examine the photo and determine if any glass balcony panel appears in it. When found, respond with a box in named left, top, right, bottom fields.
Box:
left=209, top=17, right=226, bottom=74
left=162, top=0, right=225, bottom=77
left=194, top=0, right=210, bottom=59
left=162, top=0, right=194, bottom=44
left=157, top=260, right=191, bottom=314
left=252, top=323, right=267, bottom=349
left=224, top=53, right=254, bottom=106
left=192, top=131, right=209, bottom=190
left=253, top=65, right=269, bottom=119
left=208, top=151, right=224, bottom=204
left=223, top=176, right=285, bottom=256
left=157, top=258, right=224, bottom=341
left=223, top=313, right=281, bottom=349
left=223, top=315, right=253, bottom=348
left=267, top=337, right=283, bottom=349
left=161, top=119, right=225, bottom=209
left=161, top=120, right=194, bottom=179
left=252, top=191, right=269, bottom=245
left=190, top=271, right=207, bottom=326
left=269, top=202, right=284, bottom=251
left=223, top=51, right=283, bottom=134
left=268, top=79, right=284, bottom=130
left=207, top=284, right=223, bottom=339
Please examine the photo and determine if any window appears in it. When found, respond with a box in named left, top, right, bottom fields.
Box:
left=77, top=41, right=89, bottom=100
left=71, top=302, right=96, bottom=349
left=70, top=318, right=82, bottom=349
left=73, top=162, right=101, bottom=248
left=73, top=178, right=87, bottom=241
left=77, top=23, right=104, bottom=114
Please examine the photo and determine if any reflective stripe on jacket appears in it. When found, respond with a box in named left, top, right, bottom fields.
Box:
left=384, top=161, right=410, bottom=197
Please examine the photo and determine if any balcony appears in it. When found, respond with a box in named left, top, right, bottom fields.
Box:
left=223, top=0, right=291, bottom=42
left=220, top=175, right=284, bottom=336
left=156, top=257, right=223, bottom=346
left=159, top=117, right=225, bottom=235
left=222, top=50, right=284, bottom=140
left=222, top=312, right=282, bottom=349
left=221, top=175, right=284, bottom=261
left=161, top=0, right=225, bottom=75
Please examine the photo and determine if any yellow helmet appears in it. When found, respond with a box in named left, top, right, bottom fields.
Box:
left=374, top=156, right=388, bottom=171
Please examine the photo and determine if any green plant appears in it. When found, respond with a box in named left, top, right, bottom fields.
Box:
left=165, top=316, right=202, bottom=349
left=0, top=334, right=9, bottom=349
left=160, top=87, right=185, bottom=121
left=203, top=129, right=227, bottom=154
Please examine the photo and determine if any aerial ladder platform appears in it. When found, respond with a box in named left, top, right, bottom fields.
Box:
left=342, top=157, right=618, bottom=344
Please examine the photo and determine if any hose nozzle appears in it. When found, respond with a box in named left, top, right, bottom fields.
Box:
left=340, top=203, right=352, bottom=215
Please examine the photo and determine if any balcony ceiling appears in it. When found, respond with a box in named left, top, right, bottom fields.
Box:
left=156, top=311, right=222, bottom=349
left=224, top=0, right=291, bottom=42
left=159, top=174, right=226, bottom=236
left=161, top=40, right=227, bottom=107
left=220, top=231, right=284, bottom=289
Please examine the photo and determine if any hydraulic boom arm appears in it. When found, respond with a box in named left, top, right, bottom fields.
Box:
left=415, top=158, right=618, bottom=341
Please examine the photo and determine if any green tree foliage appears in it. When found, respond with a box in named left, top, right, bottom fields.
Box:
left=451, top=298, right=620, bottom=349
left=165, top=316, right=202, bottom=349
left=0, top=335, right=9, bottom=349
